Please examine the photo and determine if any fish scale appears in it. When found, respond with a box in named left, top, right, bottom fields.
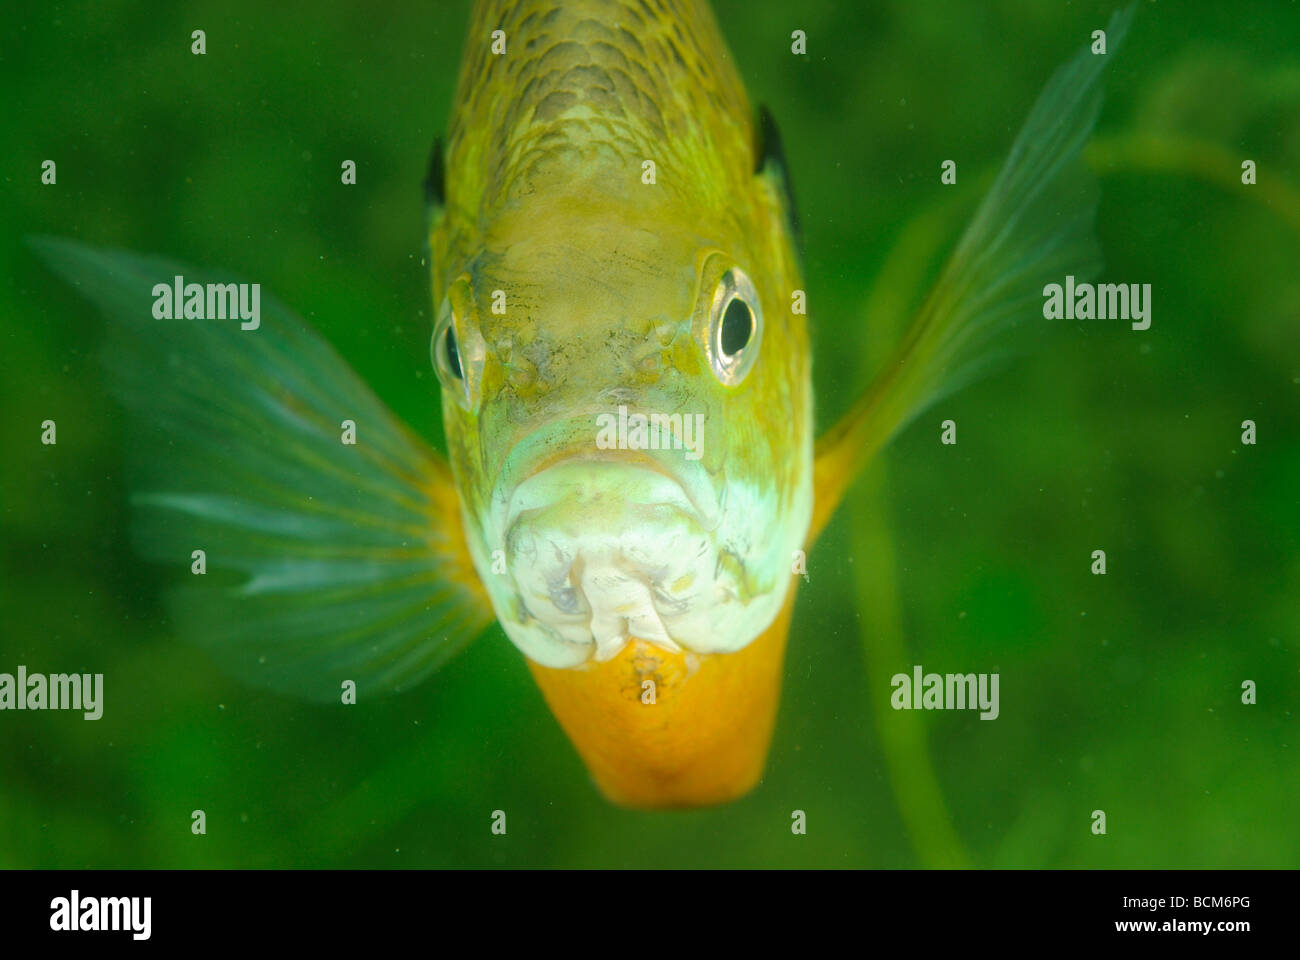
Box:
left=443, top=0, right=753, bottom=231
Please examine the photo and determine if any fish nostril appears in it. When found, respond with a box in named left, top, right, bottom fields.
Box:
left=501, top=355, right=538, bottom=390
left=651, top=320, right=678, bottom=348
left=635, top=350, right=662, bottom=376
left=630, top=322, right=680, bottom=378
left=494, top=336, right=553, bottom=392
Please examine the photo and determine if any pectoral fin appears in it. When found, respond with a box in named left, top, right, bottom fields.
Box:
left=31, top=238, right=494, bottom=701
left=811, top=6, right=1133, bottom=543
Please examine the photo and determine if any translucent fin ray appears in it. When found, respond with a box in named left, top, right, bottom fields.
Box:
left=811, top=6, right=1134, bottom=542
left=31, top=237, right=494, bottom=700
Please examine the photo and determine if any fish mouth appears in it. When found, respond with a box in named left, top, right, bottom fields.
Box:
left=482, top=423, right=731, bottom=667
left=488, top=423, right=722, bottom=544
left=498, top=448, right=720, bottom=537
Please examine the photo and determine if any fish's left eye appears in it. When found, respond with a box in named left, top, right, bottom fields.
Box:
left=720, top=297, right=754, bottom=357
left=705, top=267, right=763, bottom=386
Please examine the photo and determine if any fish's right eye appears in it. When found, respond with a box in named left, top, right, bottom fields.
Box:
left=433, top=298, right=473, bottom=406
left=442, top=324, right=463, bottom=380
left=432, top=278, right=485, bottom=409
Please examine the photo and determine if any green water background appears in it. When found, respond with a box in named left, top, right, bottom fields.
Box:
left=2, top=0, right=1297, bottom=867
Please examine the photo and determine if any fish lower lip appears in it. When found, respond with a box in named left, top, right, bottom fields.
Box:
left=497, top=456, right=722, bottom=664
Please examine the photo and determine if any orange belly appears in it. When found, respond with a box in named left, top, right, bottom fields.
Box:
left=527, top=586, right=797, bottom=809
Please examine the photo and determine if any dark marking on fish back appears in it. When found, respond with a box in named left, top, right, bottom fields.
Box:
left=755, top=105, right=802, bottom=253
left=424, top=135, right=446, bottom=213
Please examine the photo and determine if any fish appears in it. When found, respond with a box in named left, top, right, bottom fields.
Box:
left=32, top=1, right=1131, bottom=809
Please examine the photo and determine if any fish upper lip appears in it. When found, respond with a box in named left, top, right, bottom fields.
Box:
left=489, top=444, right=721, bottom=550
left=508, top=452, right=701, bottom=527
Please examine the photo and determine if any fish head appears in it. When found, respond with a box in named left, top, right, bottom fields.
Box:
left=426, top=0, right=813, bottom=804
left=431, top=183, right=812, bottom=676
